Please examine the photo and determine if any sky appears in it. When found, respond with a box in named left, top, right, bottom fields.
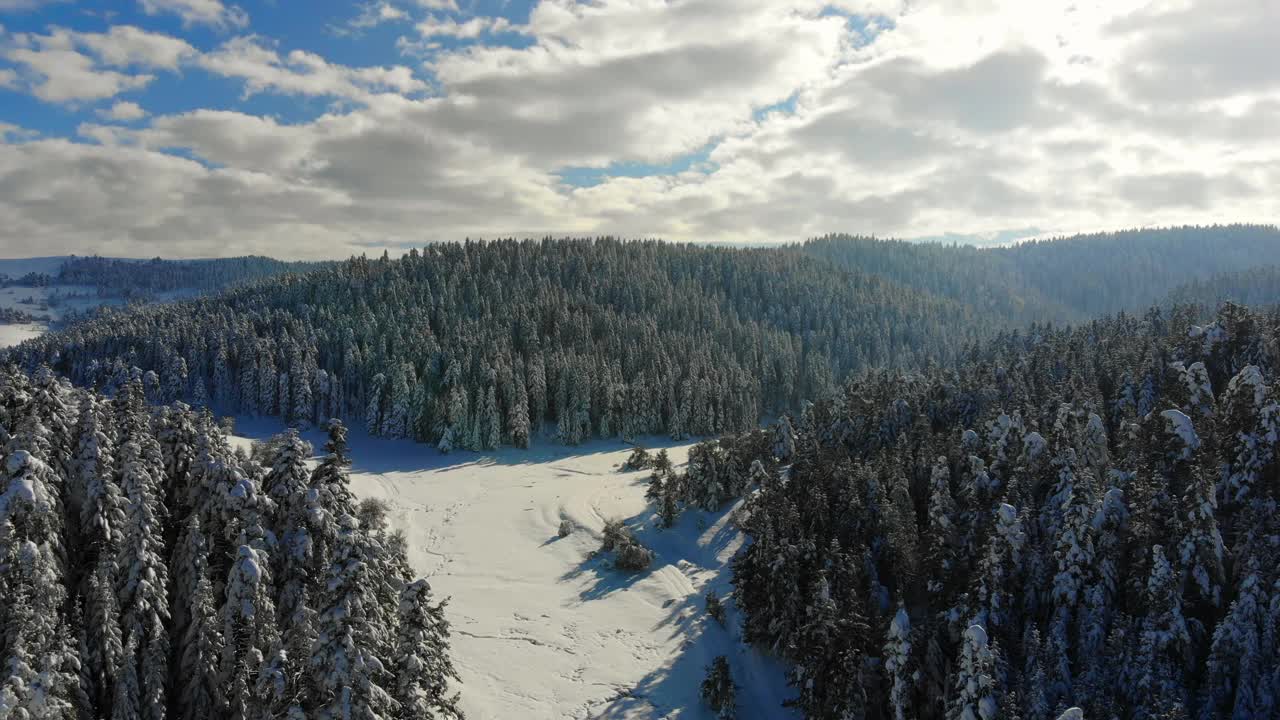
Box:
left=0, top=0, right=1276, bottom=259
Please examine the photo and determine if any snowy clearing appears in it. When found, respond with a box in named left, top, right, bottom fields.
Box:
left=231, top=419, right=795, bottom=720
left=0, top=323, right=48, bottom=350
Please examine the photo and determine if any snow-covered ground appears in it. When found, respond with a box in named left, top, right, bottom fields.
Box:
left=0, top=273, right=125, bottom=349
left=231, top=419, right=795, bottom=720
left=0, top=323, right=47, bottom=350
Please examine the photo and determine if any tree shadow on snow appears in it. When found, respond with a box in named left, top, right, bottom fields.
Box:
left=571, top=503, right=799, bottom=720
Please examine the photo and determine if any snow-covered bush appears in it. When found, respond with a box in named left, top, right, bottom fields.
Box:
left=600, top=518, right=653, bottom=571
left=624, top=446, right=653, bottom=471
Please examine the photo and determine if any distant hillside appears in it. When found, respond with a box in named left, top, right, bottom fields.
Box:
left=798, top=224, right=1280, bottom=325
left=9, top=226, right=1280, bottom=452
left=55, top=255, right=331, bottom=295
left=6, top=238, right=991, bottom=450
left=1165, top=265, right=1280, bottom=310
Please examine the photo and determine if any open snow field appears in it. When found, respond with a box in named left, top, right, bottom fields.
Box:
left=0, top=280, right=124, bottom=347
left=231, top=419, right=795, bottom=720
left=0, top=323, right=47, bottom=349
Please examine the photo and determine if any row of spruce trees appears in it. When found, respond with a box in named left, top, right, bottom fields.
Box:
left=648, top=303, right=1280, bottom=720
left=0, top=365, right=461, bottom=719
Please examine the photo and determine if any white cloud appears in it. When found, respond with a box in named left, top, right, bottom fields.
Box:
left=4, top=46, right=154, bottom=102
left=2, top=0, right=1279, bottom=258
left=76, top=25, right=196, bottom=69
left=199, top=37, right=427, bottom=103
left=137, top=0, right=249, bottom=29
left=411, top=0, right=459, bottom=10
left=98, top=100, right=148, bottom=121
left=343, top=2, right=408, bottom=32
left=414, top=15, right=514, bottom=39
left=1, top=26, right=193, bottom=103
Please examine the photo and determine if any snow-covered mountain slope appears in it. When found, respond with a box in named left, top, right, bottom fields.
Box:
left=231, top=420, right=795, bottom=720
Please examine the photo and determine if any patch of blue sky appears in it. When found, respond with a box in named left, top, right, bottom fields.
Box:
left=818, top=6, right=896, bottom=47
left=753, top=92, right=799, bottom=121
left=555, top=142, right=719, bottom=189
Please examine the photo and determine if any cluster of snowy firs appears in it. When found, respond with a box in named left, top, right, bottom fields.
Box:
left=0, top=308, right=43, bottom=325
left=650, top=303, right=1280, bottom=720
left=0, top=366, right=461, bottom=719
left=4, top=239, right=998, bottom=454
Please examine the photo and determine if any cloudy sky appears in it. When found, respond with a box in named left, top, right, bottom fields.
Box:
left=0, top=0, right=1275, bottom=259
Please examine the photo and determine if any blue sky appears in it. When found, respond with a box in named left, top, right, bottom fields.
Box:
left=0, top=0, right=1274, bottom=259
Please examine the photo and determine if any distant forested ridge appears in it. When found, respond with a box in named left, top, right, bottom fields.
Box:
left=56, top=255, right=331, bottom=296
left=1166, top=266, right=1280, bottom=311
left=649, top=302, right=1280, bottom=719
left=801, top=224, right=1280, bottom=325
left=5, top=238, right=989, bottom=450
left=7, top=226, right=1280, bottom=453
left=0, top=366, right=460, bottom=718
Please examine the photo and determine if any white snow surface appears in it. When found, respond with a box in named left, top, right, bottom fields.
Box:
left=231, top=419, right=796, bottom=720
left=0, top=323, right=47, bottom=350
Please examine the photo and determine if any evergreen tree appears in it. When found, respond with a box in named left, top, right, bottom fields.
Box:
left=391, top=579, right=462, bottom=720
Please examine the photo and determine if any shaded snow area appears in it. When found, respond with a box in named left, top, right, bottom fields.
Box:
left=231, top=419, right=796, bottom=720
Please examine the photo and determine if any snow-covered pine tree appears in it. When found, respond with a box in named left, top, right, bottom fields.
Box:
left=509, top=371, right=530, bottom=449
left=309, top=513, right=396, bottom=720
left=950, top=624, right=999, bottom=720
left=392, top=579, right=462, bottom=719
left=883, top=604, right=914, bottom=720
left=114, top=383, right=171, bottom=720
left=926, top=456, right=959, bottom=597
left=482, top=384, right=500, bottom=451
left=700, top=656, right=736, bottom=720
left=175, top=517, right=224, bottom=720
left=366, top=372, right=386, bottom=437
left=218, top=544, right=279, bottom=720
left=1202, top=555, right=1271, bottom=720
left=1134, top=545, right=1190, bottom=720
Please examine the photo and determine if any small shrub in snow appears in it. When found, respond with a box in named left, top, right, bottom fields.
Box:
left=600, top=518, right=653, bottom=571
left=601, top=518, right=629, bottom=552
left=701, top=656, right=737, bottom=719
left=624, top=446, right=653, bottom=471
left=614, top=539, right=654, bottom=571
left=558, top=517, right=574, bottom=538
left=705, top=590, right=726, bottom=627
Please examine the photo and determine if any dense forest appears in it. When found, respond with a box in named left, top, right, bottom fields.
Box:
left=54, top=256, right=331, bottom=297
left=4, top=228, right=1280, bottom=719
left=643, top=302, right=1280, bottom=719
left=5, top=238, right=988, bottom=451
left=8, top=228, right=1280, bottom=454
left=801, top=225, right=1280, bottom=325
left=0, top=366, right=461, bottom=719
left=1166, top=267, right=1280, bottom=312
